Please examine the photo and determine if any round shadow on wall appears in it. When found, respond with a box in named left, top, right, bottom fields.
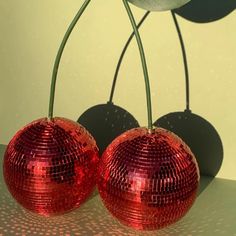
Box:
left=174, top=0, right=236, bottom=23
left=154, top=110, right=223, bottom=177
left=78, top=102, right=139, bottom=155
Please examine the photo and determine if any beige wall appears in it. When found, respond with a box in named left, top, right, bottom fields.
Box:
left=0, top=1, right=235, bottom=180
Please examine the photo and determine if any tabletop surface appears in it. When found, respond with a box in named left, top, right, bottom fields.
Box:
left=0, top=144, right=236, bottom=236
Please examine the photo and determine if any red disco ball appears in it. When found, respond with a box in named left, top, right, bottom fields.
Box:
left=3, top=117, right=99, bottom=216
left=97, top=127, right=199, bottom=231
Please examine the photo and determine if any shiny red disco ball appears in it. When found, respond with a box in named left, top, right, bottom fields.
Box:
left=97, top=127, right=199, bottom=231
left=3, top=117, right=99, bottom=216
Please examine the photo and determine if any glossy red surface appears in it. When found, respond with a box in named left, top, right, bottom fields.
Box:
left=97, top=127, right=199, bottom=231
left=3, top=117, right=99, bottom=216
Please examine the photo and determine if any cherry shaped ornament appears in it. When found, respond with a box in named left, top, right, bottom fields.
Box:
left=97, top=0, right=199, bottom=231
left=4, top=117, right=99, bottom=216
left=3, top=0, right=99, bottom=216
left=98, top=127, right=199, bottom=230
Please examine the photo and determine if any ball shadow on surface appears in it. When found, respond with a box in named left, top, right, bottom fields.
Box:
left=198, top=175, right=214, bottom=196
left=154, top=110, right=223, bottom=178
left=174, top=0, right=236, bottom=23
left=77, top=102, right=139, bottom=155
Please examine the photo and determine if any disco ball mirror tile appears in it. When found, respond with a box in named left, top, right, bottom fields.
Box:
left=3, top=117, right=99, bottom=216
left=97, top=127, right=200, bottom=230
left=127, top=0, right=191, bottom=11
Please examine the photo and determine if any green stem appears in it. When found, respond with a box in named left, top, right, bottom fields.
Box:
left=48, top=0, right=91, bottom=119
left=122, top=0, right=153, bottom=130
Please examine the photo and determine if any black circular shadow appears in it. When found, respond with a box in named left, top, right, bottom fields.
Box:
left=77, top=102, right=139, bottom=155
left=174, top=0, right=236, bottom=23
left=154, top=110, right=223, bottom=177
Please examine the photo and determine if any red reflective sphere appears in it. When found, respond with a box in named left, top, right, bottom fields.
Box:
left=3, top=117, right=99, bottom=216
left=97, top=127, right=199, bottom=230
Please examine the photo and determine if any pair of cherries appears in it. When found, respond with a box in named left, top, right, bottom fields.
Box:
left=3, top=117, right=199, bottom=231
left=4, top=1, right=199, bottom=231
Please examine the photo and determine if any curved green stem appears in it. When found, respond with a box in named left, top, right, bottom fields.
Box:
left=122, top=0, right=153, bottom=130
left=48, top=0, right=91, bottom=119
left=109, top=11, right=150, bottom=103
left=171, top=11, right=190, bottom=112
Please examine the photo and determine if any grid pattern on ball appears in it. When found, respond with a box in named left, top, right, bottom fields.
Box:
left=98, top=127, right=199, bottom=230
left=3, top=117, right=99, bottom=216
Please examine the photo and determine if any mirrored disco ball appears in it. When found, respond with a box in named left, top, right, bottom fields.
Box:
left=3, top=117, right=99, bottom=216
left=97, top=127, right=199, bottom=231
left=127, top=0, right=191, bottom=11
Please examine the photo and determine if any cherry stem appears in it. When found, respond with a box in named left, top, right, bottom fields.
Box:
left=48, top=0, right=91, bottom=119
left=123, top=0, right=153, bottom=130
